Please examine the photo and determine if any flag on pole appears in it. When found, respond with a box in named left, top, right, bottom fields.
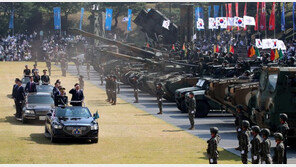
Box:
left=255, top=47, right=260, bottom=57
left=227, top=3, right=232, bottom=30
left=182, top=43, right=187, bottom=57
left=214, top=5, right=219, bottom=18
left=162, top=20, right=170, bottom=30
left=277, top=40, right=287, bottom=50
left=105, top=8, right=113, bottom=31
left=195, top=7, right=199, bottom=29
left=271, top=39, right=278, bottom=49
left=127, top=9, right=132, bottom=31
left=293, top=3, right=296, bottom=30
left=79, top=8, right=84, bottom=30
left=209, top=17, right=218, bottom=29
left=244, top=16, right=255, bottom=26
left=225, top=4, right=228, bottom=18
left=208, top=6, right=211, bottom=18
left=221, top=5, right=223, bottom=17
left=218, top=17, right=227, bottom=28
left=243, top=3, right=247, bottom=31
left=146, top=43, right=150, bottom=48
left=248, top=46, right=255, bottom=57
left=234, top=17, right=244, bottom=27
left=229, top=45, right=234, bottom=54
left=214, top=45, right=216, bottom=53
left=275, top=49, right=279, bottom=60
left=255, top=2, right=259, bottom=31
left=279, top=49, right=284, bottom=59
left=196, top=18, right=205, bottom=29
left=269, top=2, right=275, bottom=31
left=270, top=49, right=275, bottom=61
left=260, top=2, right=266, bottom=31
left=53, top=7, right=61, bottom=30
left=281, top=3, right=285, bottom=31
left=8, top=10, right=14, bottom=29
left=235, top=2, right=239, bottom=30
left=216, top=45, right=220, bottom=53
left=172, top=44, right=175, bottom=51
left=255, top=39, right=262, bottom=48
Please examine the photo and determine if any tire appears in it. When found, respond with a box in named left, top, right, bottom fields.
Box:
left=50, top=133, right=57, bottom=143
left=195, top=101, right=210, bottom=118
left=180, top=101, right=188, bottom=113
left=91, top=138, right=98, bottom=143
left=22, top=114, right=27, bottom=124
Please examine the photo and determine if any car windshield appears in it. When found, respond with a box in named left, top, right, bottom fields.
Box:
left=37, top=85, right=53, bottom=93
left=28, top=95, right=54, bottom=104
left=22, top=77, right=30, bottom=84
left=55, top=107, right=91, bottom=118
left=196, top=80, right=205, bottom=87
left=267, top=74, right=278, bottom=91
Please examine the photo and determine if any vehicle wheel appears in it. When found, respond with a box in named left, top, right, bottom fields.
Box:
left=91, top=138, right=98, bottom=143
left=195, top=101, right=209, bottom=118
left=50, top=133, right=57, bottom=143
left=22, top=114, right=27, bottom=124
left=180, top=101, right=188, bottom=113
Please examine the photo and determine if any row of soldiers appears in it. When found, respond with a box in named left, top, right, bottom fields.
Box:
left=23, top=64, right=50, bottom=85
left=105, top=75, right=118, bottom=105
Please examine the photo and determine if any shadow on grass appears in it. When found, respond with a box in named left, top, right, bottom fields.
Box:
left=162, top=129, right=184, bottom=132
left=22, top=133, right=97, bottom=145
left=202, top=149, right=240, bottom=162
left=0, top=116, right=44, bottom=126
left=134, top=113, right=153, bottom=116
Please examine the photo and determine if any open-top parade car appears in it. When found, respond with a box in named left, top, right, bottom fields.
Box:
left=44, top=106, right=99, bottom=143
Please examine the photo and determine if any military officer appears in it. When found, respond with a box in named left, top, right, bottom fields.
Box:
left=79, top=75, right=84, bottom=90
left=277, top=113, right=289, bottom=164
left=25, top=76, right=37, bottom=93
left=110, top=76, right=117, bottom=105
left=240, top=120, right=250, bottom=164
left=15, top=79, right=25, bottom=119
left=132, top=76, right=139, bottom=103
left=235, top=105, right=247, bottom=150
left=69, top=83, right=84, bottom=106
left=260, top=128, right=272, bottom=164
left=53, top=82, right=60, bottom=106
left=46, top=58, right=51, bottom=76
left=23, top=65, right=31, bottom=76
left=60, top=57, right=67, bottom=77
left=273, top=133, right=285, bottom=164
left=31, top=64, right=38, bottom=76
left=33, top=71, right=40, bottom=84
left=105, top=76, right=111, bottom=102
left=41, top=69, right=50, bottom=85
left=56, top=87, right=68, bottom=106
left=251, top=125, right=262, bottom=164
left=186, top=92, right=196, bottom=130
left=156, top=83, right=164, bottom=114
left=207, top=127, right=220, bottom=164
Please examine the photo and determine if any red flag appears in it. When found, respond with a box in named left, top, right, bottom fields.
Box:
left=235, top=2, right=239, bottom=30
left=172, top=44, right=175, bottom=50
left=225, top=4, right=228, bottom=18
left=216, top=45, right=220, bottom=53
left=243, top=3, right=247, bottom=31
left=270, top=49, right=275, bottom=61
left=146, top=43, right=150, bottom=48
left=260, top=2, right=266, bottom=31
left=227, top=3, right=232, bottom=30
left=268, top=2, right=276, bottom=31
left=255, top=2, right=259, bottom=31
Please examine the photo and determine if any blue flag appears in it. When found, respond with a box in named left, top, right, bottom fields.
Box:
left=195, top=7, right=199, bottom=29
left=8, top=10, right=14, bottom=29
left=281, top=3, right=285, bottom=31
left=127, top=9, right=132, bottom=31
left=214, top=5, right=219, bottom=18
left=105, top=8, right=113, bottom=31
left=293, top=3, right=296, bottom=30
left=199, top=7, right=203, bottom=19
left=53, top=7, right=61, bottom=30
left=79, top=8, right=84, bottom=30
left=220, top=5, right=223, bottom=17
left=208, top=6, right=211, bottom=18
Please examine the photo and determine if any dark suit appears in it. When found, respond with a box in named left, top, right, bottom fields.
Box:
left=41, top=75, right=50, bottom=84
left=53, top=87, right=60, bottom=106
left=56, top=95, right=68, bottom=106
left=12, top=84, right=18, bottom=99
left=23, top=69, right=31, bottom=76
left=32, top=69, right=38, bottom=75
left=15, top=86, right=25, bottom=118
left=25, top=82, right=37, bottom=93
left=33, top=75, right=40, bottom=84
left=69, top=89, right=84, bottom=106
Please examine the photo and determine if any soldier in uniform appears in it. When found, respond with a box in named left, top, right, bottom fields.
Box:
left=156, top=83, right=164, bottom=114
left=41, top=70, right=50, bottom=85
left=273, top=133, right=285, bottom=164
left=86, top=62, right=91, bottom=80
left=105, top=76, right=111, bottom=102
left=75, top=58, right=80, bottom=76
left=31, top=64, right=38, bottom=76
left=53, top=82, right=60, bottom=106
left=33, top=71, right=40, bottom=84
left=15, top=79, right=25, bottom=119
left=235, top=105, right=247, bottom=150
left=23, top=65, right=31, bottom=76
left=46, top=58, right=51, bottom=76
left=251, top=125, right=262, bottom=164
left=99, top=65, right=104, bottom=85
left=79, top=75, right=84, bottom=90
left=260, top=128, right=272, bottom=164
left=240, top=120, right=250, bottom=164
left=132, top=76, right=139, bottom=103
left=110, top=76, right=117, bottom=105
left=56, top=87, right=68, bottom=106
left=207, top=127, right=221, bottom=164
left=60, top=57, right=67, bottom=77
left=277, top=113, right=289, bottom=164
left=186, top=92, right=196, bottom=130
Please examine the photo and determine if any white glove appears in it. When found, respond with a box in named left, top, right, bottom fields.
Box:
left=191, top=111, right=195, bottom=114
left=241, top=150, right=245, bottom=154
left=238, top=128, right=241, bottom=132
left=210, top=159, right=213, bottom=163
left=253, top=156, right=257, bottom=160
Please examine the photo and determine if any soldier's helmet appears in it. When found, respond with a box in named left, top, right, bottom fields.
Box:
left=210, top=127, right=219, bottom=134
left=261, top=128, right=271, bottom=137
left=251, top=125, right=260, bottom=133
left=242, top=120, right=250, bottom=128
left=279, top=113, right=288, bottom=122
left=274, top=132, right=284, bottom=141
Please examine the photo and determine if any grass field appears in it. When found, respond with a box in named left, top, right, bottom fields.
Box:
left=0, top=61, right=240, bottom=164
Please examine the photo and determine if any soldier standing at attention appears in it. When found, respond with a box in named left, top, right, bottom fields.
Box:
left=41, top=69, right=50, bottom=85
left=110, top=76, right=117, bottom=105
left=186, top=92, right=196, bottom=130
left=235, top=105, right=246, bottom=150
left=132, top=76, right=139, bottom=103
left=240, top=120, right=250, bottom=164
left=251, top=126, right=262, bottom=164
left=60, top=57, right=67, bottom=77
left=86, top=62, right=91, bottom=80
left=15, top=79, right=25, bottom=119
left=273, top=133, right=285, bottom=164
left=33, top=71, right=40, bottom=84
left=31, top=64, right=38, bottom=75
left=156, top=83, right=164, bottom=114
left=277, top=113, right=289, bottom=164
left=105, top=76, right=111, bottom=102
left=260, top=128, right=272, bottom=164
left=79, top=75, right=84, bottom=90
left=207, top=127, right=220, bottom=164
left=46, top=58, right=51, bottom=76
left=23, top=65, right=31, bottom=76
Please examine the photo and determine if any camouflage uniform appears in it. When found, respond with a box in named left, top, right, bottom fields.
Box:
left=110, top=77, right=117, bottom=105
left=251, top=126, right=262, bottom=164
left=240, top=120, right=250, bottom=164
left=133, top=78, right=139, bottom=103
left=156, top=84, right=164, bottom=114
left=235, top=105, right=247, bottom=150
left=260, top=128, right=272, bottom=164
left=60, top=58, right=67, bottom=77
left=277, top=114, right=289, bottom=164
left=273, top=133, right=285, bottom=164
left=46, top=59, right=51, bottom=76
left=207, top=127, right=220, bottom=164
left=105, top=77, right=111, bottom=102
left=186, top=94, right=196, bottom=129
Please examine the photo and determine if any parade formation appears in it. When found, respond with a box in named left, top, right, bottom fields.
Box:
left=2, top=1, right=296, bottom=165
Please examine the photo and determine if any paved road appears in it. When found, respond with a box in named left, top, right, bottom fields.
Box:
left=65, top=64, right=296, bottom=163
